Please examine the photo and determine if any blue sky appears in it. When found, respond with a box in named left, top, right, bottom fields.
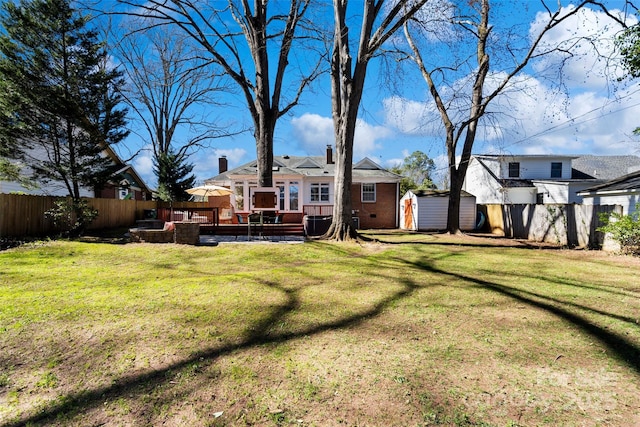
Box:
left=116, top=1, right=640, bottom=189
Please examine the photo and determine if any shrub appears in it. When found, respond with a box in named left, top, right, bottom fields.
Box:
left=45, top=199, right=99, bottom=237
left=598, top=204, right=640, bottom=255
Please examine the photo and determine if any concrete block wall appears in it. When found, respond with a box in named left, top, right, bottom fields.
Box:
left=174, top=222, right=200, bottom=245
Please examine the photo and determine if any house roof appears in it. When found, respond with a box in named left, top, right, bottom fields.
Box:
left=578, top=170, right=640, bottom=195
left=473, top=157, right=536, bottom=188
left=474, top=154, right=578, bottom=161
left=104, top=146, right=153, bottom=193
left=500, top=179, right=537, bottom=188
left=114, top=165, right=151, bottom=192
left=571, top=155, right=640, bottom=181
left=409, top=189, right=475, bottom=198
left=206, top=155, right=402, bottom=183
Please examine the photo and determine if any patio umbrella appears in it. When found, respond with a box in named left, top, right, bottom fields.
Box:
left=186, top=184, right=233, bottom=198
left=186, top=185, right=233, bottom=223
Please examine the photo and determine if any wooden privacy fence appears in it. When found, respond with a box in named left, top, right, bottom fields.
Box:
left=0, top=194, right=156, bottom=237
left=481, top=203, right=622, bottom=248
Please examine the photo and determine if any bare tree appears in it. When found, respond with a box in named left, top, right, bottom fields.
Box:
left=113, top=0, right=325, bottom=188
left=402, top=0, right=635, bottom=234
left=327, top=0, right=428, bottom=240
left=114, top=27, right=234, bottom=193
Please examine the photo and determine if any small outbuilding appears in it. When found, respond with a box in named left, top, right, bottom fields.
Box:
left=400, top=190, right=477, bottom=231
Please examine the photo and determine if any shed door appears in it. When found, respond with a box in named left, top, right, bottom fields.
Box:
left=404, top=199, right=413, bottom=229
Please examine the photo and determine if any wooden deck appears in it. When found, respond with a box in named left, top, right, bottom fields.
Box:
left=151, top=207, right=306, bottom=237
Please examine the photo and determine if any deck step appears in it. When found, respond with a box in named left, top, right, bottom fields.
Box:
left=200, top=223, right=305, bottom=237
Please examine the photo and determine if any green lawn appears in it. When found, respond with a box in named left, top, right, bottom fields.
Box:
left=0, top=232, right=639, bottom=426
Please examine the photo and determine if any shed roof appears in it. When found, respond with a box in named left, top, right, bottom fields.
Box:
left=407, top=189, right=475, bottom=198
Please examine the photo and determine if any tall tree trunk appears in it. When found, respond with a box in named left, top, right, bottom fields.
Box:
left=249, top=1, right=274, bottom=188
left=405, top=0, right=611, bottom=234
left=324, top=0, right=361, bottom=240
left=328, top=107, right=357, bottom=240
left=446, top=0, right=489, bottom=234
left=113, top=0, right=323, bottom=191
left=255, top=114, right=275, bottom=188
left=326, top=0, right=427, bottom=241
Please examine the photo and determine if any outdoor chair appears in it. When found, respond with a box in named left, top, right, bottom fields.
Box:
left=274, top=214, right=284, bottom=240
left=262, top=211, right=277, bottom=223
left=248, top=213, right=264, bottom=240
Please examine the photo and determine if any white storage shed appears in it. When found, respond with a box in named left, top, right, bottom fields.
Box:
left=400, top=190, right=477, bottom=231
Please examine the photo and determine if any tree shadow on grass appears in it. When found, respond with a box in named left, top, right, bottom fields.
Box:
left=3, top=275, right=423, bottom=426
left=504, top=270, right=640, bottom=325
left=399, top=257, right=640, bottom=376
left=536, top=273, right=639, bottom=300
left=359, top=230, right=566, bottom=250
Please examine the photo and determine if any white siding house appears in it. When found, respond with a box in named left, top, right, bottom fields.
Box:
left=400, top=190, right=477, bottom=231
left=463, top=155, right=596, bottom=205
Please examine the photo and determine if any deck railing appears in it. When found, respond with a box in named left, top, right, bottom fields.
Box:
left=157, top=207, right=219, bottom=225
left=303, top=205, right=333, bottom=216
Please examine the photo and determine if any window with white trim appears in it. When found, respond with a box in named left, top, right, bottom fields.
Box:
left=310, top=183, right=330, bottom=202
left=289, top=182, right=299, bottom=210
left=362, top=183, right=376, bottom=202
left=118, top=187, right=129, bottom=200
left=276, top=182, right=285, bottom=210
left=234, top=182, right=244, bottom=210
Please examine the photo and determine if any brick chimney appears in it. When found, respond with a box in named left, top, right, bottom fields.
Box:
left=326, top=145, right=334, bottom=164
left=219, top=156, right=228, bottom=174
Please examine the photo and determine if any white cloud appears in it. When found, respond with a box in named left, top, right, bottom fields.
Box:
left=382, top=5, right=640, bottom=159
left=385, top=149, right=412, bottom=169
left=210, top=147, right=247, bottom=167
left=192, top=147, right=248, bottom=182
left=384, top=70, right=640, bottom=157
left=383, top=96, right=435, bottom=135
left=290, top=113, right=334, bottom=154
left=530, top=6, right=637, bottom=90
left=354, top=119, right=392, bottom=159
left=290, top=113, right=393, bottom=160
left=132, top=146, right=155, bottom=186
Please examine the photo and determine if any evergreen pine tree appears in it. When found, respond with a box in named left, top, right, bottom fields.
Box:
left=153, top=151, right=196, bottom=202
left=0, top=0, right=128, bottom=234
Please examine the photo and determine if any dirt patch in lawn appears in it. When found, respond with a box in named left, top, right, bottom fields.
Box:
left=1, top=233, right=639, bottom=426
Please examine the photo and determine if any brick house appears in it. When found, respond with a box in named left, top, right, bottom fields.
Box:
left=204, top=146, right=402, bottom=229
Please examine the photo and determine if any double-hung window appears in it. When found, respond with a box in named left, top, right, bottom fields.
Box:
left=508, top=162, right=520, bottom=178
left=551, top=162, right=562, bottom=178
left=310, top=183, right=330, bottom=202
left=362, top=183, right=376, bottom=202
